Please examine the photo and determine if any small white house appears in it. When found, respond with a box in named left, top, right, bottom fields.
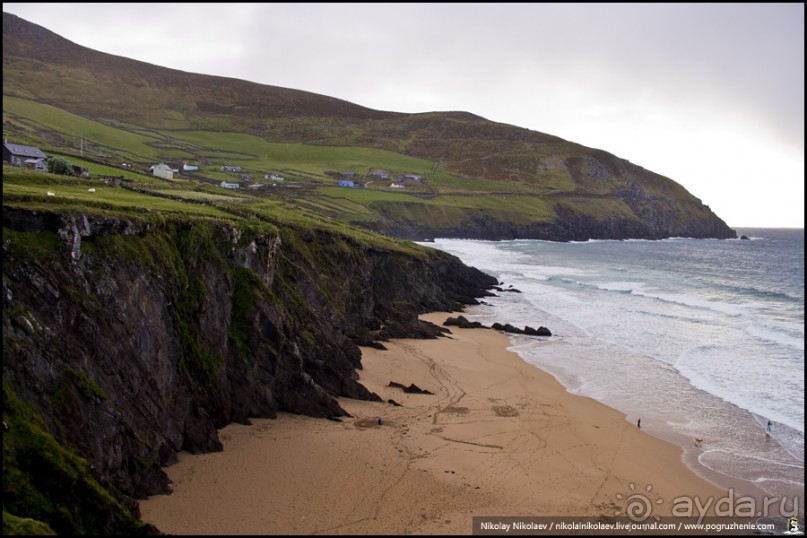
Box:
left=220, top=181, right=240, bottom=189
left=150, top=163, right=173, bottom=180
left=266, top=173, right=284, bottom=181
left=182, top=163, right=199, bottom=172
left=390, top=182, right=405, bottom=189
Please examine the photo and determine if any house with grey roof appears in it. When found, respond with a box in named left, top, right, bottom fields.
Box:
left=3, top=140, right=47, bottom=167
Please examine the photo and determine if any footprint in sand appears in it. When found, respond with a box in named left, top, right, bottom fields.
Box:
left=492, top=405, right=520, bottom=417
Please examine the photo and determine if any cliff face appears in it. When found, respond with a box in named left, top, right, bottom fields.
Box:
left=2, top=207, right=496, bottom=533
left=362, top=198, right=735, bottom=242
left=359, top=157, right=736, bottom=242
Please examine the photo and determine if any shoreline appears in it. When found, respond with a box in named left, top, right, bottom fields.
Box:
left=494, top=330, right=798, bottom=511
left=139, top=312, right=739, bottom=534
left=498, top=334, right=775, bottom=503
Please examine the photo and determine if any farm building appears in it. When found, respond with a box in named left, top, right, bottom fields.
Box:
left=71, top=164, right=89, bottom=177
left=3, top=140, right=47, bottom=167
left=149, top=163, right=174, bottom=179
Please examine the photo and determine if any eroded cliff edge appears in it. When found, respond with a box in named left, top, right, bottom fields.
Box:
left=2, top=207, right=496, bottom=533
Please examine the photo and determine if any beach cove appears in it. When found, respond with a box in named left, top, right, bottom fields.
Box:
left=139, top=312, right=731, bottom=534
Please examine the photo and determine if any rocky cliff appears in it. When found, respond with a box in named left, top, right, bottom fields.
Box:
left=2, top=207, right=496, bottom=533
left=358, top=155, right=737, bottom=242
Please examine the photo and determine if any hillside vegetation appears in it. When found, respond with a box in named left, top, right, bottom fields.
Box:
left=3, top=12, right=735, bottom=241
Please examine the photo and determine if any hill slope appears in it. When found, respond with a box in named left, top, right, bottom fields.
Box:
left=2, top=12, right=735, bottom=240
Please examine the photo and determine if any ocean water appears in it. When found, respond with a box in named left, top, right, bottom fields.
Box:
left=422, top=229, right=804, bottom=509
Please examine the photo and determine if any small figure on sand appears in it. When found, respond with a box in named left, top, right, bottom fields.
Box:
left=637, top=418, right=641, bottom=429
left=377, top=417, right=383, bottom=426
left=766, top=420, right=773, bottom=434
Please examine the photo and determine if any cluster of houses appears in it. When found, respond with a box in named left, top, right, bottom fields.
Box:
left=5, top=140, right=429, bottom=196
left=133, top=158, right=431, bottom=192
left=218, top=170, right=286, bottom=190
left=147, top=161, right=288, bottom=190
left=336, top=170, right=423, bottom=189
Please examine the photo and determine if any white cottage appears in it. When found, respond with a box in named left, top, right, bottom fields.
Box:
left=150, top=163, right=174, bottom=180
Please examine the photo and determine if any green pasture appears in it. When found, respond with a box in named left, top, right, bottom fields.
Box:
left=3, top=98, right=572, bottom=235
left=172, top=131, right=436, bottom=177
left=2, top=170, right=235, bottom=219
left=44, top=154, right=167, bottom=185
left=3, top=97, right=161, bottom=162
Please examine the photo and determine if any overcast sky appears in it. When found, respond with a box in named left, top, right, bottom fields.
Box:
left=4, top=3, right=804, bottom=228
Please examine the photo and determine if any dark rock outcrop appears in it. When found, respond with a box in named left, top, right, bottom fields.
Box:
left=388, top=381, right=434, bottom=395
left=444, top=315, right=486, bottom=329
left=2, top=207, right=496, bottom=531
left=492, top=323, right=552, bottom=337
left=444, top=315, right=552, bottom=337
left=493, top=286, right=522, bottom=293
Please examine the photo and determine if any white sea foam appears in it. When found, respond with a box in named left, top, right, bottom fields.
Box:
left=746, top=322, right=805, bottom=351
left=428, top=232, right=804, bottom=504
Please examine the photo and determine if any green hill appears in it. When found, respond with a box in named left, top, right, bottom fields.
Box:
left=2, top=12, right=735, bottom=241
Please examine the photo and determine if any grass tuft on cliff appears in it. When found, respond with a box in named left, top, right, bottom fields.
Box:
left=2, top=381, right=155, bottom=535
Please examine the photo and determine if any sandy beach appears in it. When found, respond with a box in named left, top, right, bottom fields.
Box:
left=139, top=312, right=730, bottom=534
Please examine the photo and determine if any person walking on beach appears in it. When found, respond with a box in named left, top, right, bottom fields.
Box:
left=767, top=420, right=773, bottom=433
left=637, top=418, right=641, bottom=429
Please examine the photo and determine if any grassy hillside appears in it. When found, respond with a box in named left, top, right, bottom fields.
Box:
left=3, top=96, right=564, bottom=233
left=2, top=11, right=735, bottom=240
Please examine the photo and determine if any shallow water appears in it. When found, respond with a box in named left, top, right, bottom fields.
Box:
left=423, top=229, right=804, bottom=511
